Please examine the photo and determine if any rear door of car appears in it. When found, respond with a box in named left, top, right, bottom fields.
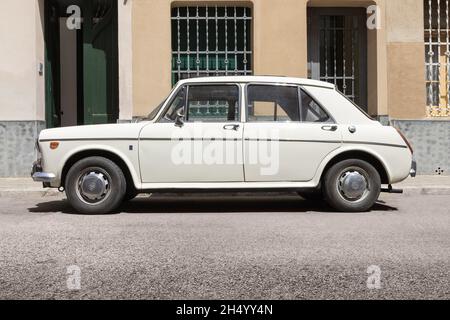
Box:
left=243, top=83, right=342, bottom=182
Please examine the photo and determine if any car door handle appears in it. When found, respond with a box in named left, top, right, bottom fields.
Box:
left=223, top=124, right=240, bottom=131
left=321, top=125, right=338, bottom=132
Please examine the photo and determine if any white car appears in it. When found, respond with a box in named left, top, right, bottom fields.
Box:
left=32, top=76, right=416, bottom=214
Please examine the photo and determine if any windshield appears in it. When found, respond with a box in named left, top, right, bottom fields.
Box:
left=147, top=100, right=165, bottom=120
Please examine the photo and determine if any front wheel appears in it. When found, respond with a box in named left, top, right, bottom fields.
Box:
left=323, top=159, right=381, bottom=212
left=65, top=157, right=126, bottom=214
left=123, top=189, right=139, bottom=202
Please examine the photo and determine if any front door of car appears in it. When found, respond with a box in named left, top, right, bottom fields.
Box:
left=139, top=84, right=244, bottom=183
left=243, top=84, right=342, bottom=182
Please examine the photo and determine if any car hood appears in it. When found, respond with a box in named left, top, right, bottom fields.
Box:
left=39, top=123, right=149, bottom=141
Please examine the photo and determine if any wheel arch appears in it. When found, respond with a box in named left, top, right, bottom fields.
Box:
left=60, top=148, right=139, bottom=191
left=320, top=149, right=390, bottom=184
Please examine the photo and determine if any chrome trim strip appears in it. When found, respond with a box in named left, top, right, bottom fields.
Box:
left=343, top=141, right=408, bottom=149
left=141, top=138, right=240, bottom=141
left=245, top=139, right=406, bottom=148
left=39, top=138, right=407, bottom=149
left=39, top=138, right=138, bottom=142
left=244, top=138, right=341, bottom=144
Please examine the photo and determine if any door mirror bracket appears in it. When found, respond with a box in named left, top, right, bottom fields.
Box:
left=175, top=109, right=185, bottom=127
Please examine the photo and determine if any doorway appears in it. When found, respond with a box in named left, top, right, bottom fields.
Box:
left=44, top=0, right=119, bottom=128
left=307, top=8, right=368, bottom=110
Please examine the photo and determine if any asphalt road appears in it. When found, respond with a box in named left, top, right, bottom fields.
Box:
left=0, top=193, right=449, bottom=300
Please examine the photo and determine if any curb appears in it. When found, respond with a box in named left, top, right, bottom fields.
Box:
left=0, top=190, right=62, bottom=197
left=401, top=186, right=450, bottom=196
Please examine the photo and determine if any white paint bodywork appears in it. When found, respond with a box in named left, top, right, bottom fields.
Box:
left=36, top=76, right=413, bottom=190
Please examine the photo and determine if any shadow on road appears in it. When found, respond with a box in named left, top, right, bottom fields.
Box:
left=27, top=193, right=398, bottom=215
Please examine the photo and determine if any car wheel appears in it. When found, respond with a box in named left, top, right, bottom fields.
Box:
left=65, top=157, right=126, bottom=214
left=123, top=189, right=138, bottom=202
left=323, top=159, right=381, bottom=212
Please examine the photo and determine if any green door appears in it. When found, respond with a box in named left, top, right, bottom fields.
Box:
left=45, top=0, right=118, bottom=128
left=44, top=0, right=61, bottom=128
left=82, top=0, right=118, bottom=124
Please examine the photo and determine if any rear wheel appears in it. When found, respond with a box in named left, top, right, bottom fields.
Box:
left=323, top=159, right=381, bottom=212
left=65, top=157, right=126, bottom=214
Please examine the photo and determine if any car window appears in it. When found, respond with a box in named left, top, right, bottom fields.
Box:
left=247, top=85, right=300, bottom=122
left=187, top=85, right=240, bottom=122
left=160, top=87, right=186, bottom=123
left=300, top=90, right=331, bottom=123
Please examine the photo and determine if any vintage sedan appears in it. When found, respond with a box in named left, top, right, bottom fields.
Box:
left=32, top=76, right=416, bottom=214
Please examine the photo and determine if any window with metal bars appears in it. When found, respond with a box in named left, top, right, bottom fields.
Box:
left=425, top=0, right=450, bottom=117
left=171, top=6, right=252, bottom=87
left=308, top=8, right=367, bottom=110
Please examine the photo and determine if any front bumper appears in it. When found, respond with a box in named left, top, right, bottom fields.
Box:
left=31, top=160, right=56, bottom=183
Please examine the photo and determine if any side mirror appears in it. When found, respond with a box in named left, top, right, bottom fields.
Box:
left=174, top=109, right=185, bottom=127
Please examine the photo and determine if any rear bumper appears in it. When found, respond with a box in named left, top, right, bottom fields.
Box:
left=31, top=160, right=56, bottom=183
left=382, top=159, right=416, bottom=194
left=410, top=159, right=417, bottom=178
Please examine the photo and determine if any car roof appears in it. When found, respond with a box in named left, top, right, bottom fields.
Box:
left=177, top=76, right=335, bottom=89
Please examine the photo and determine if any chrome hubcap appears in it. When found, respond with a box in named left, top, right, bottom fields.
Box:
left=338, top=170, right=369, bottom=201
left=78, top=170, right=110, bottom=203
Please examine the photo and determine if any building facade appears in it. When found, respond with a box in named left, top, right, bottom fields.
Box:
left=0, top=0, right=449, bottom=177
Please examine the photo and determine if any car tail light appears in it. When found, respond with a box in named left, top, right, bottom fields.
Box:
left=395, top=128, right=413, bottom=154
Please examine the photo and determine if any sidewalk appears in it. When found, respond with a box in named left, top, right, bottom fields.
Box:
left=392, top=176, right=450, bottom=195
left=1, top=176, right=450, bottom=197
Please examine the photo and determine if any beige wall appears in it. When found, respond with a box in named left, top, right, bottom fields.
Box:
left=0, top=0, right=45, bottom=121
left=132, top=0, right=310, bottom=117
left=119, top=0, right=134, bottom=120
left=385, top=0, right=426, bottom=119
left=0, top=0, right=428, bottom=123
left=252, top=0, right=308, bottom=77
left=133, top=0, right=172, bottom=117
left=132, top=0, right=397, bottom=118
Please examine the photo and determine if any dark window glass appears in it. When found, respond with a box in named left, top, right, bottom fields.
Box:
left=160, top=87, right=186, bottom=122
left=247, top=85, right=300, bottom=122
left=187, top=85, right=240, bottom=122
left=300, top=90, right=331, bottom=123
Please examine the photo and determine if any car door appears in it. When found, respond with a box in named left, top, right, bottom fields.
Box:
left=139, top=84, right=244, bottom=183
left=243, top=84, right=342, bottom=182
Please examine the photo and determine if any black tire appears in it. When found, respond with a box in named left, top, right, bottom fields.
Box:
left=323, top=159, right=381, bottom=212
left=123, top=189, right=138, bottom=202
left=65, top=157, right=126, bottom=214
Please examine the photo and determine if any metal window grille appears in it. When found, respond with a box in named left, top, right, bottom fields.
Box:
left=308, top=9, right=367, bottom=109
left=171, top=6, right=252, bottom=87
left=425, top=0, right=450, bottom=117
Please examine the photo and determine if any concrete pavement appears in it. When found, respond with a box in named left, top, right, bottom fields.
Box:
left=0, top=192, right=448, bottom=299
